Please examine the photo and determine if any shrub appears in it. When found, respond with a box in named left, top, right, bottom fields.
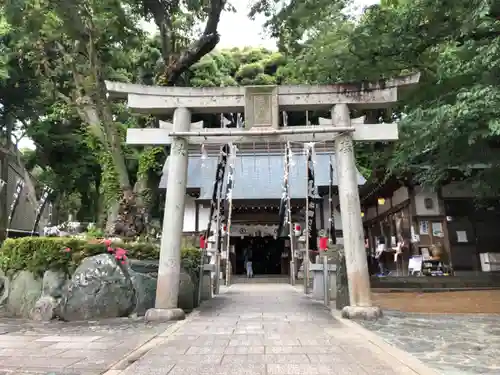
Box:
left=0, top=237, right=201, bottom=279
left=180, top=247, right=202, bottom=283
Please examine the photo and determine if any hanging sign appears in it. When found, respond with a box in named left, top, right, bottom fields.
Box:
left=229, top=224, right=278, bottom=237
left=203, top=144, right=229, bottom=249
left=329, top=156, right=336, bottom=244
left=223, top=144, right=236, bottom=238
left=306, top=146, right=318, bottom=251
left=216, top=144, right=230, bottom=253
left=432, top=222, right=444, bottom=238
left=8, top=178, right=25, bottom=228
left=419, top=220, right=429, bottom=235
left=277, top=144, right=291, bottom=237
left=31, top=185, right=53, bottom=235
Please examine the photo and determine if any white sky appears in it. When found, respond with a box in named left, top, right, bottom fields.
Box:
left=216, top=0, right=379, bottom=49
left=18, top=0, right=379, bottom=150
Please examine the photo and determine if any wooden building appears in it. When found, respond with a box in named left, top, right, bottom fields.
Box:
left=360, top=175, right=500, bottom=275
left=0, top=146, right=50, bottom=238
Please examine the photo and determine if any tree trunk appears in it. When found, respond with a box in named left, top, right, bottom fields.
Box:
left=95, top=99, right=147, bottom=238
left=105, top=201, right=120, bottom=234
left=78, top=100, right=147, bottom=238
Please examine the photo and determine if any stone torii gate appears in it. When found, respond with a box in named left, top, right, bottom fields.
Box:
left=106, top=73, right=420, bottom=321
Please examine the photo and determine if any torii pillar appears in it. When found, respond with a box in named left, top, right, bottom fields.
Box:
left=321, top=105, right=381, bottom=319
left=145, top=108, right=191, bottom=322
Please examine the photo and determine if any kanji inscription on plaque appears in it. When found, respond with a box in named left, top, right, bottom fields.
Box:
left=253, top=94, right=272, bottom=126
left=244, top=86, right=279, bottom=129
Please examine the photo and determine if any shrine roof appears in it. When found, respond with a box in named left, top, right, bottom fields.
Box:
left=159, top=152, right=366, bottom=199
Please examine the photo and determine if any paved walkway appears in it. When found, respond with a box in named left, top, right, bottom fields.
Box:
left=122, top=284, right=430, bottom=375
left=359, top=311, right=500, bottom=375
left=0, top=317, right=172, bottom=374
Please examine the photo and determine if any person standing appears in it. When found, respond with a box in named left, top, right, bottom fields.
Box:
left=244, top=244, right=254, bottom=278
left=375, top=236, right=388, bottom=276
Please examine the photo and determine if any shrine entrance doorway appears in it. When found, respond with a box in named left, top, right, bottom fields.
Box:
left=233, top=236, right=285, bottom=276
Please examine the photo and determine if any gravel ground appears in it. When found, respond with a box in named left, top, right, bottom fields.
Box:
left=359, top=311, right=500, bottom=375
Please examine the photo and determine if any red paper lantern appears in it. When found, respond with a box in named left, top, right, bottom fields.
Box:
left=319, top=237, right=328, bottom=251
left=199, top=235, right=206, bottom=249
left=295, top=224, right=301, bottom=231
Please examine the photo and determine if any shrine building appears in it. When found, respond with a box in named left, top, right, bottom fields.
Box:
left=159, top=150, right=366, bottom=276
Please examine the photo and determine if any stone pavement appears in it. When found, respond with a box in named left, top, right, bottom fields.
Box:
left=0, top=317, right=172, bottom=374
left=359, top=311, right=500, bottom=375
left=121, top=284, right=432, bottom=375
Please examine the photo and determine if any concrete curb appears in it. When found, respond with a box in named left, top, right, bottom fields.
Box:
left=102, top=310, right=200, bottom=375
left=330, top=310, right=442, bottom=375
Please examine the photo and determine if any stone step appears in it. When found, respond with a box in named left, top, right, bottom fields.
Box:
left=231, top=275, right=291, bottom=284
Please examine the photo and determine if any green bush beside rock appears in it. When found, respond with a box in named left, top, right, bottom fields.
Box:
left=0, top=237, right=160, bottom=276
left=0, top=237, right=202, bottom=320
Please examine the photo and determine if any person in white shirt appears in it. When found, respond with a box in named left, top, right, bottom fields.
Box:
left=375, top=236, right=388, bottom=276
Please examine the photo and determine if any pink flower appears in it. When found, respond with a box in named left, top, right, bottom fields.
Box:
left=115, top=248, right=128, bottom=259
left=62, top=247, right=71, bottom=253
left=121, top=260, right=126, bottom=265
left=102, top=239, right=112, bottom=247
left=107, top=247, right=113, bottom=253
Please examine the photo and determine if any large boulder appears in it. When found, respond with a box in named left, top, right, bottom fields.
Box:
left=178, top=268, right=195, bottom=312
left=131, top=267, right=197, bottom=313
left=130, top=259, right=197, bottom=313
left=57, top=254, right=135, bottom=321
left=31, top=296, right=59, bottom=321
left=0, top=269, right=10, bottom=306
left=130, top=271, right=157, bottom=316
left=7, top=271, right=42, bottom=317
left=31, top=270, right=68, bottom=321
left=42, top=270, right=67, bottom=298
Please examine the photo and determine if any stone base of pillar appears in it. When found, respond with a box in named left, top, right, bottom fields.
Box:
left=145, top=308, right=185, bottom=322
left=341, top=306, right=382, bottom=320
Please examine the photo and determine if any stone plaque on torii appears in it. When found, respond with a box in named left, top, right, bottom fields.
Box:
left=106, top=73, right=420, bottom=321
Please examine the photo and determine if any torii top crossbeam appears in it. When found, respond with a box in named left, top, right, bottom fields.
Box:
left=105, top=73, right=420, bottom=153
left=105, top=73, right=420, bottom=115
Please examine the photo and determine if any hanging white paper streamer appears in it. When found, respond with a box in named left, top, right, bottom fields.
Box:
left=304, top=142, right=317, bottom=166
left=289, top=147, right=296, bottom=168
left=200, top=144, right=208, bottom=169
left=222, top=115, right=232, bottom=128
left=236, top=113, right=244, bottom=128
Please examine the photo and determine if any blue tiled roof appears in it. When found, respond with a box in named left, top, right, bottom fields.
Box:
left=159, top=152, right=366, bottom=199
